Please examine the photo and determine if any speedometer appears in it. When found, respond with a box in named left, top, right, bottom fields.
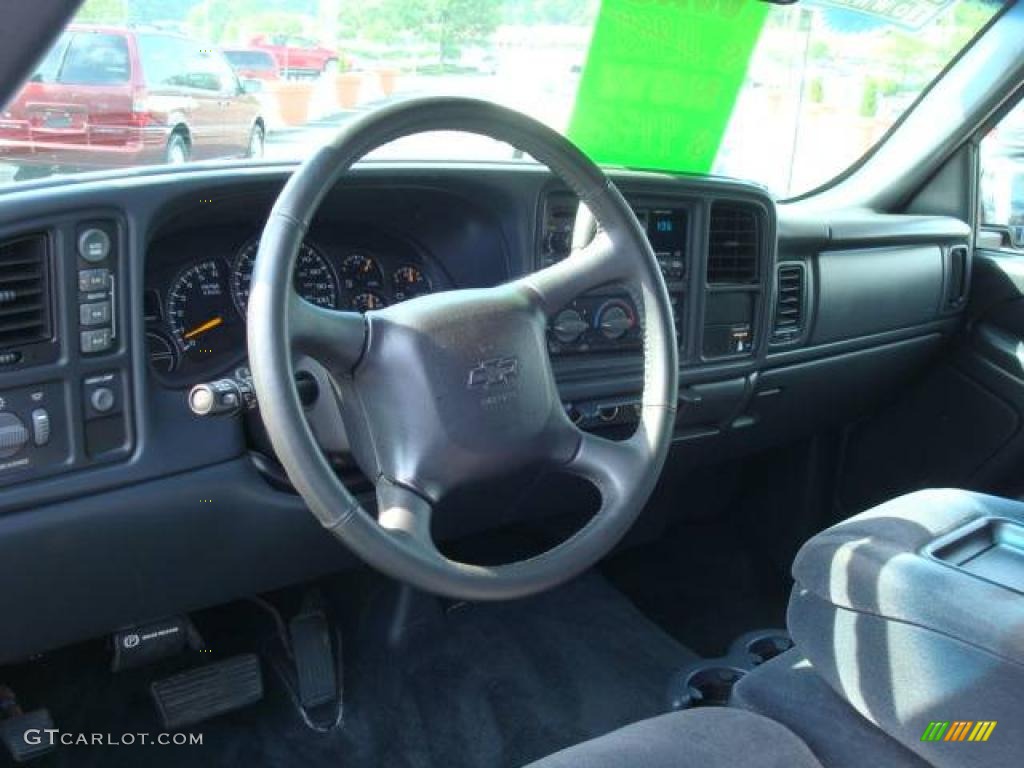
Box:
left=231, top=239, right=338, bottom=316
left=167, top=259, right=237, bottom=359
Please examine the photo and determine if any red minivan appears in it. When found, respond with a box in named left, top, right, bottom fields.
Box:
left=0, top=26, right=265, bottom=174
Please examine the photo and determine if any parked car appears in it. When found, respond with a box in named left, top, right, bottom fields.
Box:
left=249, top=34, right=340, bottom=78
left=223, top=47, right=280, bottom=92
left=0, top=25, right=265, bottom=174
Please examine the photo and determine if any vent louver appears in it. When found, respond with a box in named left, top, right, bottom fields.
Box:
left=772, top=264, right=805, bottom=342
left=707, top=202, right=759, bottom=284
left=0, top=234, right=52, bottom=350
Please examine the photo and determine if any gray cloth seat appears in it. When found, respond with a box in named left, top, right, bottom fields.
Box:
left=733, top=650, right=931, bottom=768
left=523, top=707, right=823, bottom=767
left=788, top=488, right=1024, bottom=768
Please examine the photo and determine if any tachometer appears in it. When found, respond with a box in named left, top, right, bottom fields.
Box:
left=167, top=259, right=236, bottom=358
left=231, top=239, right=338, bottom=315
left=392, top=264, right=431, bottom=302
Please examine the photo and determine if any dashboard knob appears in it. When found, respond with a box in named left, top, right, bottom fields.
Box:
left=552, top=308, right=588, bottom=344
left=596, top=301, right=635, bottom=340
left=0, top=412, right=29, bottom=458
left=90, top=387, right=116, bottom=414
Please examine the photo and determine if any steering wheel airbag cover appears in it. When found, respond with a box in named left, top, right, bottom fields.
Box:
left=247, top=97, right=678, bottom=600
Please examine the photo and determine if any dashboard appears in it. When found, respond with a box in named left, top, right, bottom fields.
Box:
left=145, top=219, right=447, bottom=385
left=0, top=161, right=972, bottom=664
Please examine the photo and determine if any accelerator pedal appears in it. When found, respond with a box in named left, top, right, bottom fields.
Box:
left=151, top=654, right=263, bottom=730
left=289, top=609, right=337, bottom=708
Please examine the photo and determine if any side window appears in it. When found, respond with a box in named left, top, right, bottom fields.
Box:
left=209, top=53, right=240, bottom=94
left=137, top=35, right=190, bottom=88
left=185, top=49, right=225, bottom=92
left=58, top=33, right=130, bottom=85
left=31, top=33, right=69, bottom=83
left=980, top=99, right=1024, bottom=250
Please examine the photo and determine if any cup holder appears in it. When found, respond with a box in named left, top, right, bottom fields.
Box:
left=667, top=662, right=747, bottom=710
left=745, top=633, right=794, bottom=666
left=667, top=629, right=794, bottom=710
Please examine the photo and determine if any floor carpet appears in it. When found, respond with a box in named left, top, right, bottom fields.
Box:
left=602, top=521, right=792, bottom=658
left=1, top=571, right=697, bottom=768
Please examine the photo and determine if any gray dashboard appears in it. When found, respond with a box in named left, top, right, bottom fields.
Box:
left=0, top=161, right=971, bottom=662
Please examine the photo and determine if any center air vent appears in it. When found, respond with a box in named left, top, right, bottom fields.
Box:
left=0, top=234, right=52, bottom=351
left=772, top=263, right=806, bottom=342
left=707, top=202, right=759, bottom=284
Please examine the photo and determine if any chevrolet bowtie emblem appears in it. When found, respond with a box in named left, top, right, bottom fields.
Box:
left=467, top=356, right=519, bottom=389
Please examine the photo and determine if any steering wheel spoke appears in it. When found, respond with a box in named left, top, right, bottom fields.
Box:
left=376, top=479, right=442, bottom=558
left=557, top=424, right=650, bottom=509
left=516, top=231, right=626, bottom=315
left=288, top=288, right=367, bottom=375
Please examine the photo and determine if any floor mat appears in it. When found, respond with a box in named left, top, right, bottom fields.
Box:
left=0, top=572, right=697, bottom=768
left=602, top=521, right=792, bottom=658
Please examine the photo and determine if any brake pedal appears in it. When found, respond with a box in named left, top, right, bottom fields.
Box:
left=0, top=688, right=54, bottom=764
left=151, top=654, right=262, bottom=730
left=289, top=609, right=337, bottom=708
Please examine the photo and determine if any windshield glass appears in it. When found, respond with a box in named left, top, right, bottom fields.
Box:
left=0, top=0, right=1003, bottom=198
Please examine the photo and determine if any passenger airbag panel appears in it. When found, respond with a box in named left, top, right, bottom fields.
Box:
left=813, top=245, right=943, bottom=344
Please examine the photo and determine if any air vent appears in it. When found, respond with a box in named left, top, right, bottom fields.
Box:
left=0, top=234, right=52, bottom=350
left=540, top=194, right=578, bottom=268
left=707, top=202, right=759, bottom=284
left=772, top=264, right=805, bottom=342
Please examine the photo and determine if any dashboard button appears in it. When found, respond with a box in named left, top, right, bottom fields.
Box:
left=78, top=228, right=111, bottom=263
left=80, top=328, right=112, bottom=354
left=90, top=387, right=115, bottom=414
left=0, top=412, right=29, bottom=458
left=30, top=409, right=50, bottom=446
left=79, top=268, right=110, bottom=292
left=79, top=301, right=111, bottom=327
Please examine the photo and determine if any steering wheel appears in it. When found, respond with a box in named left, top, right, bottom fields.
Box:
left=247, top=98, right=678, bottom=601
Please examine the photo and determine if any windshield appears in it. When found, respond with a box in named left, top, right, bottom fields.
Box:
left=0, top=0, right=1004, bottom=198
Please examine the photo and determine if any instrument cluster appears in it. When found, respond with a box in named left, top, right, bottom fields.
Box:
left=146, top=233, right=439, bottom=384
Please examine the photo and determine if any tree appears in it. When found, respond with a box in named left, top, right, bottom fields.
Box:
left=76, top=0, right=128, bottom=23
left=339, top=0, right=500, bottom=62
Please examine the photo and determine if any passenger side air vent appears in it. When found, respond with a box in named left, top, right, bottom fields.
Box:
left=707, top=202, right=759, bottom=284
left=772, top=263, right=805, bottom=343
left=0, top=234, right=52, bottom=351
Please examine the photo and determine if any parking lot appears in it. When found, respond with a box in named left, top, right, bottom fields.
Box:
left=0, top=65, right=579, bottom=183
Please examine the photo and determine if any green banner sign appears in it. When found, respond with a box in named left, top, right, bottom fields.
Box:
left=568, top=0, right=769, bottom=174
